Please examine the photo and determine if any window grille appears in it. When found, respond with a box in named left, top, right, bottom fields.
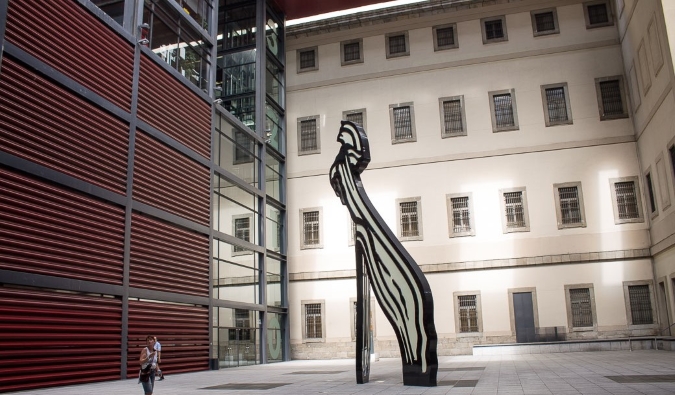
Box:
left=646, top=173, right=657, bottom=214
left=628, top=285, right=653, bottom=325
left=343, top=42, right=360, bottom=62
left=303, top=211, right=320, bottom=246
left=569, top=288, right=593, bottom=327
left=599, top=80, right=624, bottom=116
left=393, top=106, right=413, bottom=140
left=443, top=99, right=463, bottom=135
left=504, top=192, right=525, bottom=228
left=305, top=303, right=322, bottom=338
left=299, top=49, right=315, bottom=69
left=545, top=87, right=568, bottom=123
left=389, top=35, right=407, bottom=54
left=436, top=26, right=455, bottom=47
left=346, top=112, right=363, bottom=127
left=300, top=119, right=318, bottom=152
left=615, top=181, right=639, bottom=219
left=451, top=197, right=471, bottom=234
left=234, top=309, right=252, bottom=340
left=485, top=20, right=504, bottom=40
left=535, top=12, right=556, bottom=32
left=587, top=4, right=609, bottom=25
left=493, top=94, right=515, bottom=128
left=458, top=295, right=478, bottom=332
left=558, top=186, right=582, bottom=225
left=233, top=217, right=250, bottom=252
left=400, top=201, right=419, bottom=238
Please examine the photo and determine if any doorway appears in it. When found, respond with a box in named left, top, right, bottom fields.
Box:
left=217, top=309, right=258, bottom=368
left=513, top=292, right=536, bottom=343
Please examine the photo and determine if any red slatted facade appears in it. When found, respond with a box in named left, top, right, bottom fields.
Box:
left=0, top=288, right=123, bottom=392
left=0, top=58, right=129, bottom=194
left=133, top=131, right=211, bottom=226
left=138, top=55, right=211, bottom=158
left=0, top=168, right=126, bottom=283
left=130, top=212, right=210, bottom=296
left=127, top=300, right=210, bottom=377
left=4, top=0, right=134, bottom=111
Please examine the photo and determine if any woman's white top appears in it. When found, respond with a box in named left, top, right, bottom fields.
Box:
left=142, top=347, right=157, bottom=369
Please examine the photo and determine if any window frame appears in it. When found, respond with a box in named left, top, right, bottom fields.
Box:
left=341, top=38, right=364, bottom=66
left=296, top=115, right=321, bottom=156
left=609, top=176, right=645, bottom=225
left=396, top=196, right=423, bottom=242
left=301, top=300, right=326, bottom=343
left=300, top=207, right=323, bottom=249
left=499, top=187, right=530, bottom=233
left=564, top=284, right=597, bottom=332
left=432, top=23, right=459, bottom=51
left=541, top=82, right=573, bottom=127
left=647, top=14, right=664, bottom=76
left=453, top=291, right=482, bottom=335
left=594, top=75, right=629, bottom=120
left=389, top=102, right=417, bottom=144
left=446, top=193, right=475, bottom=238
left=296, top=46, right=318, bottom=73
left=530, top=8, right=560, bottom=37
left=553, top=181, right=587, bottom=229
left=342, top=108, right=367, bottom=130
left=232, top=213, right=254, bottom=256
left=438, top=95, right=467, bottom=138
left=488, top=89, right=519, bottom=132
left=385, top=31, right=410, bottom=59
left=644, top=168, right=659, bottom=220
left=623, top=280, right=657, bottom=329
left=481, top=15, right=508, bottom=44
left=583, top=0, right=614, bottom=29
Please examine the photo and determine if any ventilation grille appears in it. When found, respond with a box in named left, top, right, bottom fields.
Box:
left=0, top=58, right=129, bottom=194
left=0, top=167, right=125, bottom=284
left=0, top=287, right=122, bottom=392
left=5, top=0, right=134, bottom=111
left=130, top=212, right=209, bottom=296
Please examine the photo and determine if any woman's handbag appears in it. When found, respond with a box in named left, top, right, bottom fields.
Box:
left=138, top=363, right=152, bottom=383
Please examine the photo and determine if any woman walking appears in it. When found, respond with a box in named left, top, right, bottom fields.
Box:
left=139, top=335, right=158, bottom=395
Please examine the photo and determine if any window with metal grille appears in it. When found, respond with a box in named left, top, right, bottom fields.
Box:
left=599, top=80, right=624, bottom=117
left=545, top=86, right=569, bottom=123
left=615, top=181, right=639, bottom=219
left=233, top=217, right=250, bottom=253
left=458, top=295, right=478, bottom=332
left=485, top=19, right=504, bottom=40
left=393, top=106, right=413, bottom=141
left=400, top=201, right=419, bottom=238
left=343, top=42, right=360, bottom=62
left=388, top=34, right=407, bottom=55
left=535, top=11, right=556, bottom=32
left=299, top=49, right=316, bottom=69
left=628, top=285, right=653, bottom=325
left=443, top=99, right=464, bottom=136
left=504, top=192, right=525, bottom=228
left=558, top=186, right=582, bottom=225
left=234, top=309, right=252, bottom=340
left=436, top=26, right=455, bottom=47
left=493, top=93, right=515, bottom=128
left=645, top=172, right=657, bottom=214
left=569, top=288, right=593, bottom=327
left=303, top=211, right=320, bottom=246
left=305, top=303, right=322, bottom=339
left=300, top=119, right=318, bottom=153
left=346, top=112, right=363, bottom=127
left=587, top=3, right=609, bottom=25
left=451, top=197, right=471, bottom=234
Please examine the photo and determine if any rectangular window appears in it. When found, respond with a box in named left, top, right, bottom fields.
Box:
left=531, top=9, right=559, bottom=36
left=595, top=76, right=628, bottom=120
left=489, top=89, right=519, bottom=132
left=433, top=23, right=458, bottom=51
left=386, top=32, right=409, bottom=58
left=341, top=39, right=363, bottom=65
left=628, top=285, right=653, bottom=325
left=541, top=83, right=572, bottom=126
left=610, top=177, right=643, bottom=224
left=458, top=295, right=478, bottom=333
left=500, top=187, right=530, bottom=233
left=233, top=215, right=251, bottom=254
left=554, top=182, right=587, bottom=229
left=481, top=16, right=508, bottom=43
left=343, top=109, right=367, bottom=129
left=569, top=288, right=593, bottom=328
left=297, top=47, right=318, bottom=72
left=645, top=171, right=658, bottom=216
left=439, top=96, right=466, bottom=137
left=584, top=1, right=613, bottom=28
left=234, top=130, right=255, bottom=164
left=300, top=208, right=323, bottom=249
left=446, top=193, right=474, bottom=237
left=397, top=197, right=423, bottom=241
left=389, top=103, right=416, bottom=143
left=304, top=302, right=324, bottom=340
left=297, top=115, right=320, bottom=155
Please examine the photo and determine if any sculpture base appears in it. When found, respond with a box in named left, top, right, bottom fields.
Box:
left=402, top=365, right=437, bottom=387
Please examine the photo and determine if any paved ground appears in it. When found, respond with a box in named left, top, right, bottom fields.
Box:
left=8, top=350, right=675, bottom=395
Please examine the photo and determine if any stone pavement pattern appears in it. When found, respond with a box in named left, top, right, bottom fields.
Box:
left=7, top=350, right=675, bottom=395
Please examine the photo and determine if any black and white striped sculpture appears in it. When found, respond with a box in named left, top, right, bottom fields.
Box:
left=329, top=121, right=438, bottom=386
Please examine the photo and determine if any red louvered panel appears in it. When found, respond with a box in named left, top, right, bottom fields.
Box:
left=130, top=212, right=209, bottom=296
left=127, top=300, right=210, bottom=378
left=138, top=55, right=211, bottom=158
left=133, top=132, right=210, bottom=226
left=5, top=0, right=133, bottom=111
left=0, top=58, right=129, bottom=194
left=0, top=168, right=125, bottom=284
left=0, top=288, right=122, bottom=392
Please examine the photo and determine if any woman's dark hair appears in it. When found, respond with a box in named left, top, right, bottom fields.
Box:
left=146, top=335, right=155, bottom=341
